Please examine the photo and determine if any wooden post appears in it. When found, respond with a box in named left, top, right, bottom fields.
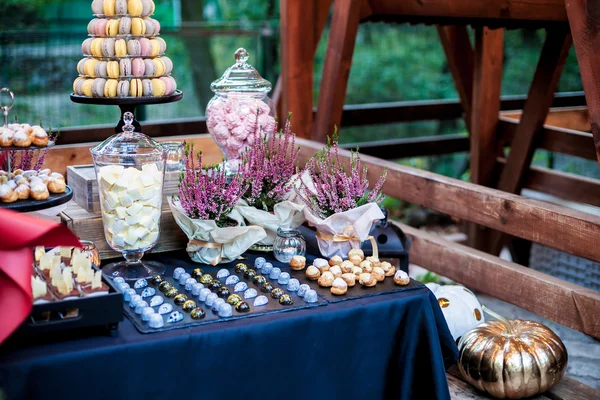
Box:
left=437, top=26, right=474, bottom=131
left=279, top=0, right=332, bottom=138
left=565, top=0, right=600, bottom=168
left=469, top=27, right=504, bottom=251
left=489, top=29, right=572, bottom=254
left=313, top=0, right=364, bottom=142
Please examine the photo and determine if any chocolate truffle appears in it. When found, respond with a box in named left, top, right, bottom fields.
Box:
left=148, top=313, right=164, bottom=328
left=200, top=274, right=213, bottom=284
left=235, top=301, right=250, bottom=313
left=225, top=275, right=240, bottom=285
left=150, top=275, right=164, bottom=285
left=191, top=268, right=204, bottom=280
left=218, top=303, right=233, bottom=317
left=158, top=281, right=173, bottom=292
left=261, top=282, right=274, bottom=293
left=173, top=267, right=186, bottom=280
left=227, top=294, right=242, bottom=305
left=217, top=286, right=231, bottom=298
left=173, top=293, right=188, bottom=305
left=182, top=300, right=197, bottom=312
left=190, top=307, right=205, bottom=320
left=235, top=263, right=248, bottom=273
left=167, top=311, right=184, bottom=323
left=165, top=288, right=179, bottom=298
left=279, top=294, right=294, bottom=305
left=271, top=288, right=284, bottom=299
left=244, top=269, right=257, bottom=280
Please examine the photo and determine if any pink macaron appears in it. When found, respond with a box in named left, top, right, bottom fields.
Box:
left=139, top=38, right=152, bottom=57
left=159, top=76, right=175, bottom=95
left=94, top=19, right=108, bottom=36
left=81, top=38, right=93, bottom=55
left=132, top=58, right=145, bottom=77
left=120, top=58, right=132, bottom=76
left=87, top=19, right=97, bottom=35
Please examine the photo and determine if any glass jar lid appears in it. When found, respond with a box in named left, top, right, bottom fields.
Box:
left=90, top=112, right=165, bottom=159
left=210, top=48, right=272, bottom=94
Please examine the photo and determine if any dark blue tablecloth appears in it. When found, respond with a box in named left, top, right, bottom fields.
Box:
left=0, top=286, right=457, bottom=400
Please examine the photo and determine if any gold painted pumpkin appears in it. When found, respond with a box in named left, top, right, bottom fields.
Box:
left=457, top=319, right=568, bottom=399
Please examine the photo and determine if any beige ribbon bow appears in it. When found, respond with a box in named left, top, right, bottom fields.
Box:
left=315, top=225, right=379, bottom=259
left=188, top=239, right=224, bottom=266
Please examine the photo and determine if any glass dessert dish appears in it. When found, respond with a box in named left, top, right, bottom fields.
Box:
left=80, top=240, right=101, bottom=268
left=90, top=112, right=167, bottom=281
left=206, top=48, right=276, bottom=173
left=273, top=228, right=306, bottom=263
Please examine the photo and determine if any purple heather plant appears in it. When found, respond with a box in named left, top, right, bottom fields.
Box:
left=175, top=144, right=247, bottom=227
left=295, top=133, right=387, bottom=219
left=240, top=117, right=299, bottom=211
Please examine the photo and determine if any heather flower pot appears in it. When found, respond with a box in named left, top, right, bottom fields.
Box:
left=170, top=197, right=267, bottom=265
left=304, top=202, right=385, bottom=258
left=235, top=200, right=306, bottom=246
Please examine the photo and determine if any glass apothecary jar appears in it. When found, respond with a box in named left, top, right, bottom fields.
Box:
left=206, top=48, right=276, bottom=169
left=90, top=112, right=167, bottom=281
left=273, top=228, right=306, bottom=263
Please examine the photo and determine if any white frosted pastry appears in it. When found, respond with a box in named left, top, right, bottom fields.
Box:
left=98, top=165, right=163, bottom=251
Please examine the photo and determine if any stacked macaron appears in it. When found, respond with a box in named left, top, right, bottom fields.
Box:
left=73, top=0, right=178, bottom=98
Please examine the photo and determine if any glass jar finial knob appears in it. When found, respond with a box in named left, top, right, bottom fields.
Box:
left=235, top=48, right=249, bottom=65
left=123, top=111, right=135, bottom=133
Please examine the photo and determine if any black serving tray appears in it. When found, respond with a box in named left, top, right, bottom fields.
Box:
left=0, top=186, right=73, bottom=212
left=14, top=275, right=123, bottom=338
left=121, top=252, right=327, bottom=334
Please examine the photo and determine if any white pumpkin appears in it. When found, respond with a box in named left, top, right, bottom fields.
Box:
left=426, top=283, right=484, bottom=341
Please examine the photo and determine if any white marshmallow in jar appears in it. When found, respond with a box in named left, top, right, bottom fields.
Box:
left=91, top=112, right=166, bottom=253
left=206, top=48, right=276, bottom=164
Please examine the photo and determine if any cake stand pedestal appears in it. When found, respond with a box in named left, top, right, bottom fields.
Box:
left=70, top=90, right=183, bottom=133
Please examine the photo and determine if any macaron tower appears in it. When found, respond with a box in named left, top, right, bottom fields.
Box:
left=73, top=0, right=178, bottom=98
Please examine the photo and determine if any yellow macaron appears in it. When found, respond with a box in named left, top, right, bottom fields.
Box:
left=152, top=58, right=166, bottom=77
left=130, top=79, right=142, bottom=97
left=82, top=79, right=94, bottom=97
left=84, top=59, right=99, bottom=77
left=104, top=0, right=117, bottom=16
left=91, top=38, right=103, bottom=57
left=106, top=19, right=120, bottom=36
left=104, top=79, right=118, bottom=97
left=149, top=40, right=161, bottom=57
left=107, top=61, right=120, bottom=78
left=115, top=39, right=127, bottom=57
left=131, top=18, right=146, bottom=35
left=151, top=79, right=166, bottom=97
left=128, top=0, right=143, bottom=17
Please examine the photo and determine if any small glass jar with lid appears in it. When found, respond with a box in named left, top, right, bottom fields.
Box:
left=206, top=48, right=276, bottom=169
left=90, top=112, right=167, bottom=281
left=273, top=228, right=306, bottom=263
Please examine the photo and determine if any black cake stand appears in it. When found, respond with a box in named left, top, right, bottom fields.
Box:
left=70, top=90, right=183, bottom=133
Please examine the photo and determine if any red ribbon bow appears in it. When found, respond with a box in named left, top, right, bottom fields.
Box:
left=0, top=208, right=81, bottom=344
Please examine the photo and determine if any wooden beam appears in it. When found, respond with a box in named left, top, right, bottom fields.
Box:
left=437, top=26, right=474, bottom=130
left=297, top=138, right=600, bottom=263
left=502, top=106, right=591, bottom=133
left=280, top=0, right=332, bottom=138
left=499, top=117, right=596, bottom=160
left=313, top=0, right=363, bottom=142
left=400, top=223, right=600, bottom=339
left=362, top=0, right=568, bottom=23
left=469, top=27, right=504, bottom=250
left=45, top=135, right=222, bottom=177
left=497, top=158, right=600, bottom=208
left=342, top=134, right=469, bottom=159
left=491, top=28, right=573, bottom=254
left=565, top=0, right=600, bottom=168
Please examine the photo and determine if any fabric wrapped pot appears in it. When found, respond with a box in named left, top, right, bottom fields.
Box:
left=304, top=202, right=384, bottom=258
left=169, top=197, right=267, bottom=265
left=457, top=319, right=568, bottom=399
left=235, top=200, right=305, bottom=246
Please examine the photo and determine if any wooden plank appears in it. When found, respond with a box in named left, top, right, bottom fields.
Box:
left=58, top=117, right=208, bottom=145
left=361, top=0, right=568, bottom=22
left=545, top=376, right=600, bottom=400
left=297, top=138, right=600, bottom=263
left=490, top=28, right=572, bottom=254
left=342, top=134, right=469, bottom=159
left=43, top=134, right=222, bottom=176
left=498, top=118, right=596, bottom=160
left=399, top=223, right=600, bottom=339
left=469, top=27, right=504, bottom=250
left=565, top=0, right=600, bottom=168
left=313, top=0, right=363, bottom=142
left=502, top=106, right=591, bottom=133
left=496, top=158, right=600, bottom=208
left=280, top=0, right=332, bottom=139
left=437, top=26, right=474, bottom=131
